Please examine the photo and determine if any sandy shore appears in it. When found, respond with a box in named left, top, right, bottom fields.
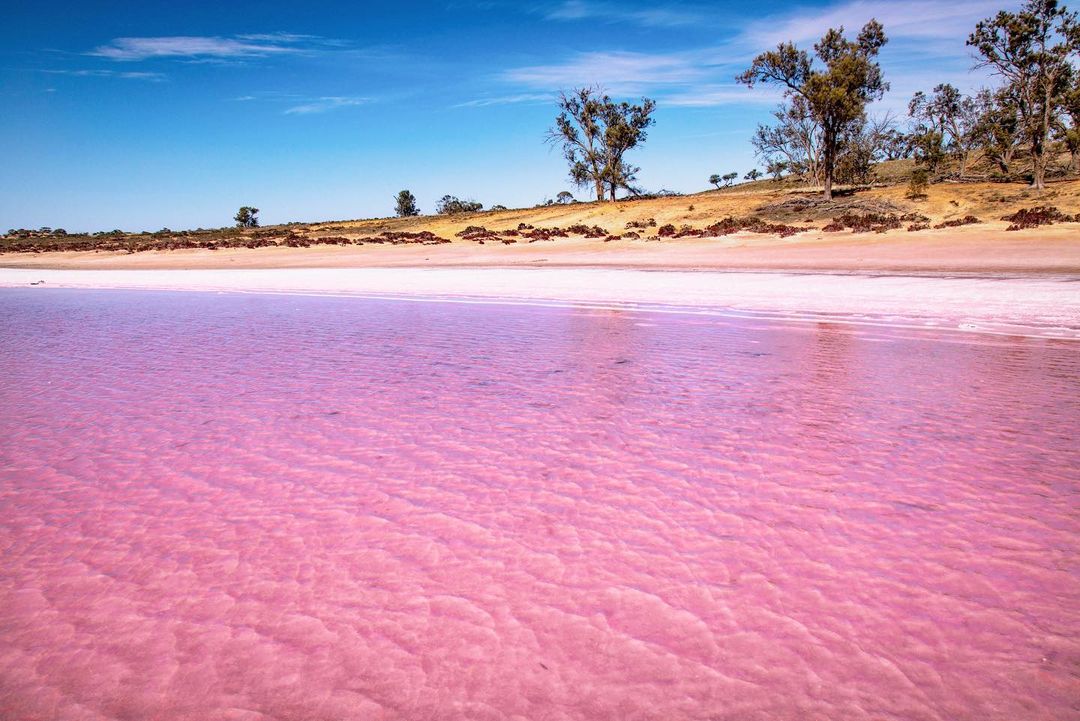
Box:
left=4, top=224, right=1078, bottom=339
left=2, top=265, right=1078, bottom=340
left=2, top=226, right=1079, bottom=274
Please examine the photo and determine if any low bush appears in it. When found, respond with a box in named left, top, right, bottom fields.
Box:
left=932, top=216, right=981, bottom=229
left=1001, top=206, right=1077, bottom=231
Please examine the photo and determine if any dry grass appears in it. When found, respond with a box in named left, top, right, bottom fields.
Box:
left=3, top=176, right=1080, bottom=260
left=316, top=178, right=1080, bottom=239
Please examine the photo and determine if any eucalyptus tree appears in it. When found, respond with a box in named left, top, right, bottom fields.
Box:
left=969, top=0, right=1079, bottom=189
left=738, top=20, right=889, bottom=200
left=548, top=87, right=656, bottom=202
left=909, top=84, right=980, bottom=175
left=394, top=190, right=420, bottom=217
left=234, top=206, right=259, bottom=228
left=751, top=96, right=823, bottom=186
left=1062, top=81, right=1080, bottom=171
left=972, top=88, right=1024, bottom=175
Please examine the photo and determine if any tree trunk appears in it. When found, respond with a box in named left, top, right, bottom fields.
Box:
left=1031, top=161, right=1046, bottom=190
left=594, top=178, right=605, bottom=202
left=1031, top=85, right=1052, bottom=191
left=822, top=126, right=836, bottom=201
left=1031, top=133, right=1046, bottom=190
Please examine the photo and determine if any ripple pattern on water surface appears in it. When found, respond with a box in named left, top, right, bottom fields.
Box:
left=0, top=289, right=1077, bottom=721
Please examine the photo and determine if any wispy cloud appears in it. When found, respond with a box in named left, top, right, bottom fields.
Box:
left=283, top=96, right=370, bottom=115
left=454, top=93, right=553, bottom=108
left=545, top=0, right=707, bottom=28
left=504, top=50, right=711, bottom=95
left=89, top=33, right=335, bottom=61
left=664, top=85, right=782, bottom=107
left=500, top=0, right=1014, bottom=107
left=742, top=0, right=1012, bottom=46
left=40, top=69, right=166, bottom=81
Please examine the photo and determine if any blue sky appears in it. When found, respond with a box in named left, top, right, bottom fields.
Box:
left=2, top=0, right=1016, bottom=232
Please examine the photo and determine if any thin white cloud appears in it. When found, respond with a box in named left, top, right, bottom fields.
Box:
left=742, top=0, right=1014, bottom=46
left=546, top=0, right=706, bottom=28
left=501, top=0, right=1015, bottom=108
left=40, top=68, right=166, bottom=81
left=664, top=85, right=783, bottom=107
left=283, top=96, right=370, bottom=115
left=504, top=50, right=710, bottom=94
left=454, top=93, right=553, bottom=108
left=89, top=33, right=331, bottom=61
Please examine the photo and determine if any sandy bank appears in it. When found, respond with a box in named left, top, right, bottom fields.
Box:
left=2, top=226, right=1079, bottom=274
left=2, top=266, right=1078, bottom=340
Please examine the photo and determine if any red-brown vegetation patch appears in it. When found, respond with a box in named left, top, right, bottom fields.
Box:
left=1001, top=206, right=1077, bottom=231
left=932, top=216, right=981, bottom=230
left=656, top=217, right=811, bottom=239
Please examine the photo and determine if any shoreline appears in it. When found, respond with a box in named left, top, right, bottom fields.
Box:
left=3, top=266, right=1078, bottom=340
left=2, top=226, right=1080, bottom=275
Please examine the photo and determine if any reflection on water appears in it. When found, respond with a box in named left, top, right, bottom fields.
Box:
left=1, top=289, right=1077, bottom=721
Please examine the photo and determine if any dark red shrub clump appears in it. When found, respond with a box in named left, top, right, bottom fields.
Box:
left=932, top=216, right=981, bottom=229
left=1001, top=206, right=1077, bottom=231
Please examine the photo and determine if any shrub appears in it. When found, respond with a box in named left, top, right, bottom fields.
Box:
left=906, top=169, right=929, bottom=200
left=436, top=195, right=483, bottom=215
left=394, top=190, right=420, bottom=217
left=1001, top=206, right=1077, bottom=231
left=234, top=206, right=259, bottom=228
left=932, top=216, right=981, bottom=229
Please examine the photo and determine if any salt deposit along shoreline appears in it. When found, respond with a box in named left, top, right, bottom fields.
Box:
left=1, top=267, right=1079, bottom=340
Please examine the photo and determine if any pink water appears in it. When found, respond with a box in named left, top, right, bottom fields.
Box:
left=1, top=289, right=1077, bottom=721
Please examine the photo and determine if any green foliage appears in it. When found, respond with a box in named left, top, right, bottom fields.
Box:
left=972, top=88, right=1024, bottom=175
left=394, top=189, right=420, bottom=217
left=739, top=20, right=889, bottom=199
left=548, top=87, right=656, bottom=201
left=234, top=206, right=259, bottom=228
left=968, top=0, right=1079, bottom=189
left=910, top=127, right=948, bottom=173
left=907, top=168, right=930, bottom=199
left=744, top=169, right=763, bottom=181
left=555, top=191, right=575, bottom=204
left=909, top=84, right=980, bottom=174
left=708, top=174, right=722, bottom=188
left=767, top=160, right=789, bottom=181
left=752, top=96, right=823, bottom=186
left=722, top=172, right=739, bottom=186
left=436, top=195, right=483, bottom=215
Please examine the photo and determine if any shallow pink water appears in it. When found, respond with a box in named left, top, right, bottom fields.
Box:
left=0, top=289, right=1078, bottom=721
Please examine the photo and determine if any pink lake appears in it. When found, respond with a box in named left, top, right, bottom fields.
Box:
left=0, top=289, right=1077, bottom=721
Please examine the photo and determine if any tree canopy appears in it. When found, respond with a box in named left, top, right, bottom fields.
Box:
left=234, top=206, right=259, bottom=228
left=394, top=190, right=420, bottom=217
left=548, top=87, right=656, bottom=202
left=738, top=20, right=888, bottom=199
left=968, top=0, right=1079, bottom=189
left=436, top=195, right=483, bottom=215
